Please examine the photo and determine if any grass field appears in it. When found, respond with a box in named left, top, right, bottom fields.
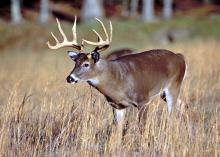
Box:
left=0, top=17, right=219, bottom=156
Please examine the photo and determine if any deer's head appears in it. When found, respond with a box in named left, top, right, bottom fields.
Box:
left=47, top=17, right=112, bottom=84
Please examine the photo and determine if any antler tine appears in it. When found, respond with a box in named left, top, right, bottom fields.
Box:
left=92, top=29, right=103, bottom=42
left=56, top=18, right=68, bottom=43
left=95, top=18, right=109, bottom=42
left=97, top=18, right=113, bottom=42
left=47, top=17, right=81, bottom=50
left=72, top=16, right=77, bottom=44
left=109, top=20, right=112, bottom=42
left=46, top=32, right=59, bottom=49
left=82, top=18, right=112, bottom=48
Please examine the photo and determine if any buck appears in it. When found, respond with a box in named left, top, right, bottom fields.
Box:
left=47, top=17, right=186, bottom=130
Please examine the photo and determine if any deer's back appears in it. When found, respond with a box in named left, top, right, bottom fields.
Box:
left=115, top=49, right=185, bottom=75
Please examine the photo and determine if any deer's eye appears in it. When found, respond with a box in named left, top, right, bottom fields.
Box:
left=83, top=63, right=89, bottom=67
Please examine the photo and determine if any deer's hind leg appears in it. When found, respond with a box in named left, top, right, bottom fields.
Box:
left=164, top=59, right=186, bottom=112
left=164, top=70, right=186, bottom=113
left=164, top=83, right=181, bottom=113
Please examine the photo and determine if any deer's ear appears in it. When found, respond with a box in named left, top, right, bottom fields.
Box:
left=91, top=51, right=100, bottom=63
left=67, top=51, right=79, bottom=60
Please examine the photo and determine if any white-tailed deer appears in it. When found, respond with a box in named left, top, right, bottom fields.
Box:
left=47, top=17, right=186, bottom=131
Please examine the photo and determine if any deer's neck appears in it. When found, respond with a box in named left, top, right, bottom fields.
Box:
left=87, top=59, right=124, bottom=95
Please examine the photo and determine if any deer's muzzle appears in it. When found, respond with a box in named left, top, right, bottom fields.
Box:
left=66, top=75, right=78, bottom=84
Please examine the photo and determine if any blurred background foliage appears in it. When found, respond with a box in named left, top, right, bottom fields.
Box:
left=0, top=0, right=220, bottom=53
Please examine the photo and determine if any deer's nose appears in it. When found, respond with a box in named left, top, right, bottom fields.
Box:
left=66, top=76, right=78, bottom=84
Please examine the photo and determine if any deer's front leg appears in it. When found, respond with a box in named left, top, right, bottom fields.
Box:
left=113, top=108, right=125, bottom=125
left=108, top=108, right=125, bottom=153
left=138, top=104, right=149, bottom=134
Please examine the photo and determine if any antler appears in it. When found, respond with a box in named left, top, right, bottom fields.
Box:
left=83, top=18, right=113, bottom=52
left=47, top=16, right=82, bottom=51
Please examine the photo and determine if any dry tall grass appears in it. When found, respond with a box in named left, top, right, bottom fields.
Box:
left=0, top=40, right=219, bottom=157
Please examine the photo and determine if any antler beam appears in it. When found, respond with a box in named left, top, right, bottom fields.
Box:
left=47, top=16, right=82, bottom=50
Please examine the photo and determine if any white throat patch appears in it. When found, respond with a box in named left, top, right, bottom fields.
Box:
left=88, top=78, right=99, bottom=85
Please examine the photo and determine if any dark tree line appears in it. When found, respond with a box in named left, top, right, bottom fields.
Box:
left=5, top=0, right=220, bottom=24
